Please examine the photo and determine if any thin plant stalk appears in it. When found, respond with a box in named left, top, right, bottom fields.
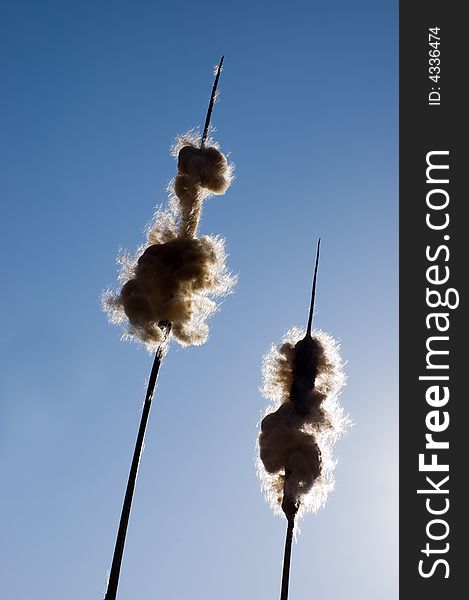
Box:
left=279, top=468, right=299, bottom=600
left=103, top=58, right=225, bottom=600
left=280, top=516, right=295, bottom=600
left=201, top=55, right=224, bottom=148
left=104, top=323, right=171, bottom=600
left=306, top=238, right=321, bottom=336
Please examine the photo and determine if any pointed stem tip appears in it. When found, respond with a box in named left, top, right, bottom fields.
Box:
left=201, top=55, right=224, bottom=148
left=306, top=238, right=321, bottom=337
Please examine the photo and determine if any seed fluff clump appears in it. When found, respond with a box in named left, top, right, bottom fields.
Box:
left=258, top=327, right=349, bottom=520
left=103, top=131, right=236, bottom=350
left=257, top=241, right=350, bottom=524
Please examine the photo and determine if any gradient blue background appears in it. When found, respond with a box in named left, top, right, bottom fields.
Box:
left=0, top=1, right=397, bottom=598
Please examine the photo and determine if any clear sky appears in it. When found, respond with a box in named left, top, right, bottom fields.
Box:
left=0, top=1, right=397, bottom=599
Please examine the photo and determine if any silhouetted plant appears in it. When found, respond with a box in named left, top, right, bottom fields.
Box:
left=102, top=57, right=235, bottom=600
left=257, top=240, right=350, bottom=600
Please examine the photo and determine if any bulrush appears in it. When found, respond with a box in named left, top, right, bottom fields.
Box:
left=102, top=57, right=235, bottom=600
left=257, top=240, right=350, bottom=600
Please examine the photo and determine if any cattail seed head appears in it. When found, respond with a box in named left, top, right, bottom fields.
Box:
left=103, top=132, right=235, bottom=350
left=258, top=328, right=350, bottom=519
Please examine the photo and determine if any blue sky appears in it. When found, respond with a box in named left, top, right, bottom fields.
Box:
left=0, top=1, right=397, bottom=598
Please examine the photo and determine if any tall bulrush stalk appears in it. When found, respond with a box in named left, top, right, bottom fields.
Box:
left=102, top=57, right=235, bottom=600
left=257, top=240, right=350, bottom=600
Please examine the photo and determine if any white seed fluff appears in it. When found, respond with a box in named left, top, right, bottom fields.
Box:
left=103, top=133, right=235, bottom=349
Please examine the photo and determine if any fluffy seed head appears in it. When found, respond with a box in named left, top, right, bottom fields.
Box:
left=257, top=328, right=349, bottom=519
left=103, top=133, right=235, bottom=349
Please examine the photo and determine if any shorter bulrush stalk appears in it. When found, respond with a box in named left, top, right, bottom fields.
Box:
left=258, top=239, right=349, bottom=600
left=104, top=323, right=171, bottom=600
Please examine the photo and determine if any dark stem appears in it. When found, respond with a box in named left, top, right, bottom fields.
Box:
left=104, top=322, right=171, bottom=600
left=280, top=469, right=298, bottom=600
left=306, top=238, right=321, bottom=337
left=201, top=55, right=224, bottom=148
left=280, top=516, right=295, bottom=600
